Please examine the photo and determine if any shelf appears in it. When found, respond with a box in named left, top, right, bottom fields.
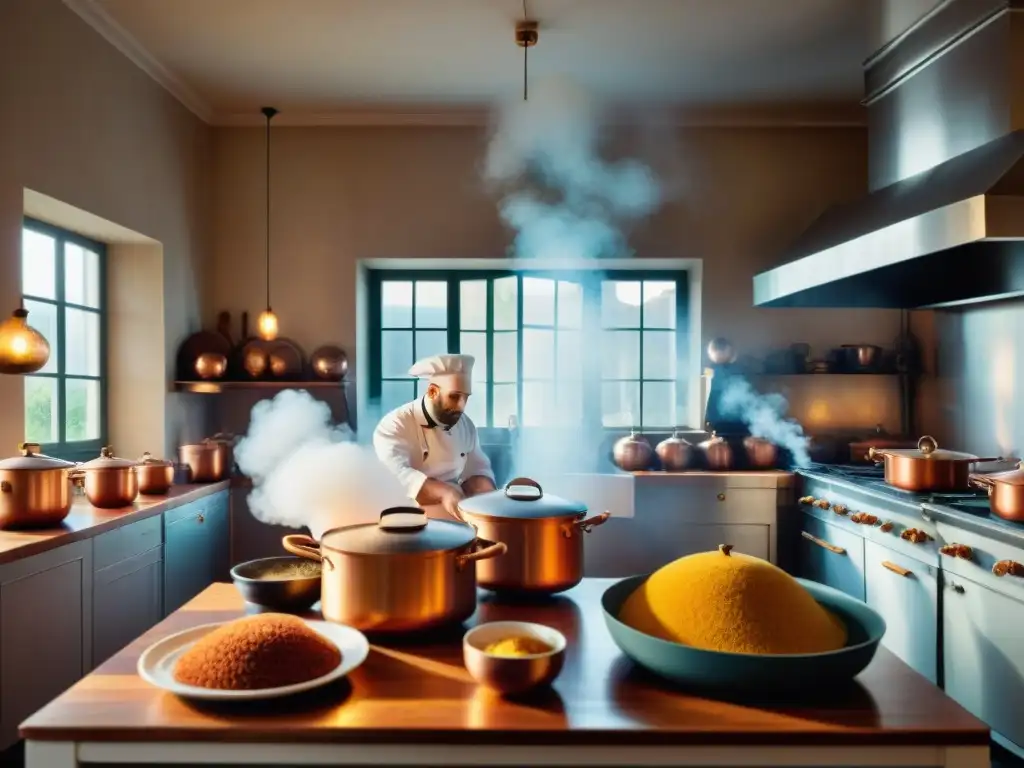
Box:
left=173, top=380, right=347, bottom=394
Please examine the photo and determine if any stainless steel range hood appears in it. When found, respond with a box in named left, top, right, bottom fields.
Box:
left=753, top=0, right=1024, bottom=309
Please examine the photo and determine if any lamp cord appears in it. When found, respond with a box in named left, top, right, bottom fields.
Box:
left=262, top=107, right=277, bottom=311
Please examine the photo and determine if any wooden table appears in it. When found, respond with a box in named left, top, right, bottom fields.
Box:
left=21, top=579, right=990, bottom=767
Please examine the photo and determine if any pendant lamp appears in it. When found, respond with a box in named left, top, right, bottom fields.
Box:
left=257, top=106, right=279, bottom=341
left=0, top=302, right=51, bottom=374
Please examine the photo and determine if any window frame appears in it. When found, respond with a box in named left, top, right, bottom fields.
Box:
left=21, top=217, right=109, bottom=462
left=367, top=268, right=691, bottom=432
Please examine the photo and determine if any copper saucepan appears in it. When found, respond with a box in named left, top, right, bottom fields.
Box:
left=0, top=443, right=77, bottom=529
left=282, top=507, right=506, bottom=634
left=868, top=435, right=1000, bottom=492
left=969, top=463, right=1024, bottom=522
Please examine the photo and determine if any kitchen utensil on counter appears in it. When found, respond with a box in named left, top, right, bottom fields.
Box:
left=194, top=352, right=227, bottom=380
left=698, top=432, right=733, bottom=470
left=463, top=621, right=567, bottom=695
left=310, top=344, right=348, bottom=381
left=601, top=574, right=885, bottom=693
left=833, top=344, right=882, bottom=373
left=743, top=436, right=778, bottom=469
left=655, top=430, right=693, bottom=471
left=136, top=452, right=175, bottom=495
left=868, top=436, right=1001, bottom=492
left=175, top=330, right=232, bottom=382
left=179, top=434, right=234, bottom=483
left=136, top=620, right=369, bottom=701
left=968, top=464, right=1024, bottom=522
left=848, top=425, right=916, bottom=464
left=612, top=430, right=654, bottom=471
left=71, top=447, right=139, bottom=508
left=281, top=507, right=507, bottom=634
left=457, top=477, right=610, bottom=595
left=230, top=556, right=322, bottom=612
left=0, top=443, right=77, bottom=530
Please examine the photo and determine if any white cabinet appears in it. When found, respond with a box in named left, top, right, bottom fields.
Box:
left=863, top=539, right=938, bottom=684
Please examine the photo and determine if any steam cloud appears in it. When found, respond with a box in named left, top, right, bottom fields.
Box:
left=718, top=377, right=811, bottom=467
left=234, top=390, right=410, bottom=540
left=484, top=77, right=661, bottom=260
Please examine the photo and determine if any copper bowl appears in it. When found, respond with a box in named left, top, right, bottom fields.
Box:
left=463, top=620, right=566, bottom=696
left=310, top=345, right=348, bottom=381
left=194, top=352, right=227, bottom=380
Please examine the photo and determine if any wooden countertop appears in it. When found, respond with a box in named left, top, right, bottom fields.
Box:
left=0, top=481, right=230, bottom=566
left=21, top=579, right=988, bottom=748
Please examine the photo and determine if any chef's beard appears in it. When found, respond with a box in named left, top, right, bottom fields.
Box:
left=425, top=396, right=463, bottom=427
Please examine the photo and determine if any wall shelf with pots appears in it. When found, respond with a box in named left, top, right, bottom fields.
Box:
left=173, top=380, right=347, bottom=394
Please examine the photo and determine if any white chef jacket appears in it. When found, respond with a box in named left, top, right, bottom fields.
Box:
left=372, top=398, right=495, bottom=500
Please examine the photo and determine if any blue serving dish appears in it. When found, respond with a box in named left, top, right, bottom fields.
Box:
left=601, top=574, right=886, bottom=693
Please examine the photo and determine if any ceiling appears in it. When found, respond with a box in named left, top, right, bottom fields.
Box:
left=70, top=0, right=899, bottom=126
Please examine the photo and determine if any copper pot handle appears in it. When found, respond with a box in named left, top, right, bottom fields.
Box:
left=563, top=510, right=612, bottom=537
left=455, top=541, right=507, bottom=570
left=68, top=469, right=84, bottom=487
left=282, top=534, right=323, bottom=562
left=968, top=474, right=994, bottom=493
left=866, top=447, right=885, bottom=464
left=504, top=477, right=542, bottom=500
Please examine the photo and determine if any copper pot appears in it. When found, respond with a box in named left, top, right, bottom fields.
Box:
left=655, top=430, right=692, bottom=471
left=0, top=443, right=76, bottom=529
left=744, top=436, right=778, bottom=469
left=71, top=447, right=138, bottom=509
left=612, top=430, right=653, bottom=471
left=969, top=463, right=1024, bottom=522
left=869, top=435, right=1000, bottom=492
left=136, top=452, right=175, bottom=495
left=310, top=345, right=348, bottom=381
left=282, top=507, right=506, bottom=634
left=699, top=432, right=733, bottom=470
left=194, top=352, right=227, bottom=380
left=179, top=434, right=233, bottom=482
left=457, top=477, right=610, bottom=596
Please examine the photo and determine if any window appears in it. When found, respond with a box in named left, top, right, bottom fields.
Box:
left=21, top=219, right=107, bottom=460
left=367, top=270, right=690, bottom=431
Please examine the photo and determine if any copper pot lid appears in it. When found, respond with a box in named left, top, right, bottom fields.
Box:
left=976, top=462, right=1024, bottom=486
left=78, top=446, right=136, bottom=470
left=137, top=451, right=173, bottom=468
left=457, top=477, right=587, bottom=521
left=657, top=430, right=692, bottom=447
left=320, top=507, right=477, bottom=555
left=873, top=435, right=982, bottom=462
left=0, top=442, right=76, bottom=471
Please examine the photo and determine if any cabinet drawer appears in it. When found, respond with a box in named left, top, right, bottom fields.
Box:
left=799, top=514, right=865, bottom=601
left=163, top=495, right=212, bottom=527
left=93, top=546, right=164, bottom=667
left=864, top=539, right=938, bottom=684
left=93, top=515, right=162, bottom=571
left=935, top=521, right=1024, bottom=602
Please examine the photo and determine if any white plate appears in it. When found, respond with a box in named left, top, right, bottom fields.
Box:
left=137, top=619, right=370, bottom=701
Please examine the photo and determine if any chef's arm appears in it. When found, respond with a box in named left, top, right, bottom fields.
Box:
left=462, top=474, right=496, bottom=496
left=461, top=431, right=496, bottom=496
left=372, top=421, right=430, bottom=501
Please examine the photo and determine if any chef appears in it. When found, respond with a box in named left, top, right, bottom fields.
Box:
left=373, top=353, right=496, bottom=521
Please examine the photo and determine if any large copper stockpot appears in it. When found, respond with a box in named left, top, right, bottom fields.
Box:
left=71, top=447, right=139, bottom=508
left=457, top=477, right=610, bottom=595
left=136, top=452, right=175, bottom=495
left=869, top=435, right=1000, bottom=492
left=178, top=434, right=233, bottom=482
left=282, top=507, right=506, bottom=633
left=969, top=463, right=1024, bottom=522
left=0, top=443, right=76, bottom=529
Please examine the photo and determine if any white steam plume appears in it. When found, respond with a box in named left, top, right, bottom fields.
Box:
left=718, top=377, right=812, bottom=468
left=234, top=390, right=410, bottom=540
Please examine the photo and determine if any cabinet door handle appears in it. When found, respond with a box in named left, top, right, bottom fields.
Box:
left=801, top=531, right=845, bottom=555
left=197, top=513, right=205, bottom=524
left=881, top=560, right=911, bottom=577
left=949, top=582, right=965, bottom=594
left=993, top=560, right=1024, bottom=578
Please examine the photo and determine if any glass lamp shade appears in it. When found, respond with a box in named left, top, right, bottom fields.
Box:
left=0, top=308, right=51, bottom=374
left=257, top=308, right=279, bottom=341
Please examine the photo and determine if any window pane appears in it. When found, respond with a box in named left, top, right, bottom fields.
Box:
left=556, top=330, right=583, bottom=378
left=493, top=276, right=517, bottom=330
left=416, top=378, right=428, bottom=398
left=493, top=383, right=517, bottom=427
left=66, top=378, right=101, bottom=441
left=23, top=299, right=57, bottom=374
left=642, top=381, right=676, bottom=428
left=556, top=379, right=584, bottom=426
left=460, top=280, right=487, bottom=331
left=523, top=328, right=554, bottom=379
left=65, top=308, right=101, bottom=377
left=602, top=381, right=640, bottom=428
left=557, top=281, right=583, bottom=329
left=522, top=277, right=555, bottom=326
left=380, top=380, right=415, bottom=414
left=414, top=330, right=448, bottom=361
left=460, top=332, right=488, bottom=381
left=65, top=243, right=101, bottom=308
left=415, top=281, right=447, bottom=328
left=643, top=281, right=676, bottom=329
left=522, top=381, right=555, bottom=427
left=493, top=331, right=518, bottom=382
left=602, top=330, right=640, bottom=380
left=602, top=281, right=641, bottom=328
left=381, top=331, right=413, bottom=377
left=24, top=375, right=58, bottom=444
left=22, top=229, right=56, bottom=299
left=465, top=388, right=488, bottom=427
left=381, top=281, right=412, bottom=327
left=642, top=330, right=676, bottom=379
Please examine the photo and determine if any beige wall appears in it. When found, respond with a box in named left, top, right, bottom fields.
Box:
left=0, top=0, right=212, bottom=457
left=210, top=124, right=903, bottom=432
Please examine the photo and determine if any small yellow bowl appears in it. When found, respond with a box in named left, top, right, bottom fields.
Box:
left=463, top=620, right=567, bottom=696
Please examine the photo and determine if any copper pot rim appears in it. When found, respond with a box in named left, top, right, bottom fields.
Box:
left=71, top=465, right=137, bottom=475
left=459, top=508, right=585, bottom=524
left=309, top=529, right=495, bottom=558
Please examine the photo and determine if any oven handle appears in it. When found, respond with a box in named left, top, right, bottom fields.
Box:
left=801, top=531, right=846, bottom=555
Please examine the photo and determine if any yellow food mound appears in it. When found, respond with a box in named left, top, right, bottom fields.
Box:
left=484, top=636, right=553, bottom=657
left=618, top=544, right=847, bottom=655
left=173, top=613, right=341, bottom=690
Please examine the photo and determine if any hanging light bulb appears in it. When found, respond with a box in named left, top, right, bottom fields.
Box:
left=0, top=306, right=51, bottom=374
left=257, top=308, right=278, bottom=341
left=259, top=106, right=280, bottom=342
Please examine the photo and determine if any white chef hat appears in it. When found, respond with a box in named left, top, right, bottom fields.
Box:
left=409, top=354, right=475, bottom=394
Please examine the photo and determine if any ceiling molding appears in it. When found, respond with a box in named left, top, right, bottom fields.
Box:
left=62, top=0, right=216, bottom=123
